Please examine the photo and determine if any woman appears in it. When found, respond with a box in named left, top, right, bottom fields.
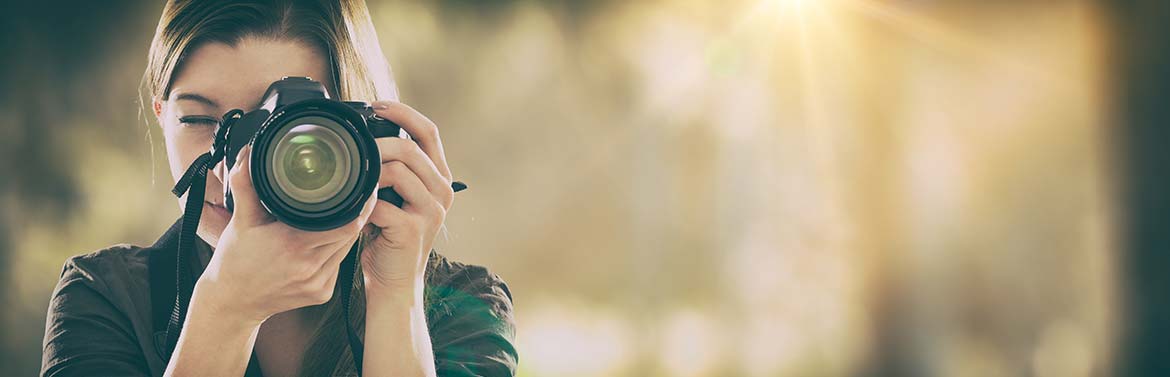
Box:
left=40, top=0, right=517, bottom=376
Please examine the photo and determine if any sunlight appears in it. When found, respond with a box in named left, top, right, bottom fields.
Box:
left=771, top=0, right=812, bottom=11
left=760, top=0, right=817, bottom=18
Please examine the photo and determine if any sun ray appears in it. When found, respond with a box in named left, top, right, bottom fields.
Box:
left=832, top=0, right=1052, bottom=81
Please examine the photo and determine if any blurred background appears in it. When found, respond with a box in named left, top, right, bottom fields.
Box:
left=3, top=0, right=1169, bottom=376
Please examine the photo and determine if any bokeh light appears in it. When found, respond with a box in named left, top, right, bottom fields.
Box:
left=0, top=0, right=1128, bottom=375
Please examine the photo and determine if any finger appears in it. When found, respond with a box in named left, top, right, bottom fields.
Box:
left=368, top=196, right=411, bottom=231
left=288, top=193, right=376, bottom=249
left=318, top=193, right=377, bottom=245
left=356, top=190, right=379, bottom=225
left=308, top=237, right=357, bottom=304
left=375, top=137, right=454, bottom=208
left=227, top=145, right=270, bottom=226
left=371, top=101, right=452, bottom=180
left=315, top=233, right=358, bottom=270
left=379, top=160, right=443, bottom=217
left=300, top=213, right=367, bottom=248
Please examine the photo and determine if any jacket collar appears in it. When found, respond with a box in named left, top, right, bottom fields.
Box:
left=150, top=217, right=184, bottom=251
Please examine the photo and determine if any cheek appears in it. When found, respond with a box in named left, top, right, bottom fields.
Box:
left=161, top=122, right=216, bottom=182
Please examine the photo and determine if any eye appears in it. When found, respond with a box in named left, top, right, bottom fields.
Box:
left=178, top=115, right=219, bottom=127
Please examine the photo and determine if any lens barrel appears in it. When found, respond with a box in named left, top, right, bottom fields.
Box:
left=247, top=99, right=381, bottom=231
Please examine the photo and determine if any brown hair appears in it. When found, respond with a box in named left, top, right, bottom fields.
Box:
left=143, top=0, right=403, bottom=375
left=143, top=0, right=396, bottom=102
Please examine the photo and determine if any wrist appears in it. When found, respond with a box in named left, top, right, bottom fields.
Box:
left=167, top=282, right=262, bottom=377
left=190, top=280, right=266, bottom=329
left=365, top=282, right=424, bottom=312
left=363, top=272, right=424, bottom=299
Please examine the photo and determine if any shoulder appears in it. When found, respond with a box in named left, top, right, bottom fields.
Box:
left=426, top=251, right=512, bottom=297
left=422, top=251, right=519, bottom=375
left=56, top=244, right=152, bottom=295
left=426, top=251, right=514, bottom=311
left=424, top=250, right=515, bottom=329
left=43, top=244, right=157, bottom=376
left=49, top=244, right=155, bottom=326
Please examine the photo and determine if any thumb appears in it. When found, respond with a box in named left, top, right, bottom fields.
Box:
left=228, top=145, right=268, bottom=226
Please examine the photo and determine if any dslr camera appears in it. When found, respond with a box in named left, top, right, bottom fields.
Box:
left=220, top=76, right=405, bottom=231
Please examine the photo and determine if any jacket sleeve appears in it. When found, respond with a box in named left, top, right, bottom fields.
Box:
left=41, top=256, right=150, bottom=377
left=427, top=265, right=519, bottom=377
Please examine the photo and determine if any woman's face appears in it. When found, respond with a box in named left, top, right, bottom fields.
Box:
left=154, top=37, right=334, bottom=247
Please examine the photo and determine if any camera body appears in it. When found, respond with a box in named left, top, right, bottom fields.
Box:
left=221, top=76, right=404, bottom=231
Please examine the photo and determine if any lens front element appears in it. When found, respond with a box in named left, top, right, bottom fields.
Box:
left=250, top=101, right=378, bottom=231
left=285, top=133, right=335, bottom=190
left=282, top=128, right=341, bottom=192
left=269, top=121, right=356, bottom=206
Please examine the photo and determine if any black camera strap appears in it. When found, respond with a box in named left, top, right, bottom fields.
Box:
left=337, top=240, right=365, bottom=374
left=161, top=109, right=238, bottom=362
left=163, top=109, right=366, bottom=374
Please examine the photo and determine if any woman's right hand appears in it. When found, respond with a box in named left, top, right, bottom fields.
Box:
left=191, top=144, right=377, bottom=325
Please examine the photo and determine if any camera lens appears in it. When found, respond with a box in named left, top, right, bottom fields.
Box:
left=284, top=133, right=336, bottom=191
left=263, top=115, right=363, bottom=217
left=271, top=124, right=349, bottom=202
left=245, top=99, right=381, bottom=231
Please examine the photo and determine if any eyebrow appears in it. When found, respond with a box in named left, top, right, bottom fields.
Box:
left=174, top=92, right=269, bottom=112
left=174, top=93, right=219, bottom=108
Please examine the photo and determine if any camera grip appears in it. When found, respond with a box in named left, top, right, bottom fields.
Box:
left=369, top=116, right=408, bottom=208
left=377, top=186, right=406, bottom=208
left=367, top=117, right=405, bottom=139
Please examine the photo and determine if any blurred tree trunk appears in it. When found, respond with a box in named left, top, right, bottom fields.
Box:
left=847, top=13, right=918, bottom=376
left=1108, top=0, right=1170, bottom=374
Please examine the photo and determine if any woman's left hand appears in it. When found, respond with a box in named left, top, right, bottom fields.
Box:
left=361, top=100, right=455, bottom=297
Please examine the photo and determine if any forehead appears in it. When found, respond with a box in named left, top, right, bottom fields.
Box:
left=168, top=37, right=332, bottom=110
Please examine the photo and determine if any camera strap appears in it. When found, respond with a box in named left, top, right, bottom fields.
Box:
left=163, top=109, right=366, bottom=375
left=337, top=239, right=366, bottom=374
left=161, top=109, right=239, bottom=361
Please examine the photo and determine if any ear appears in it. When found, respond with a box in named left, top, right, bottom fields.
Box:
left=153, top=99, right=163, bottom=117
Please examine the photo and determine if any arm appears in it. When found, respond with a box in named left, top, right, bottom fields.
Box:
left=363, top=285, right=437, bottom=377
left=360, top=101, right=515, bottom=376
left=364, top=266, right=518, bottom=377
left=162, top=283, right=262, bottom=376
left=165, top=144, right=374, bottom=375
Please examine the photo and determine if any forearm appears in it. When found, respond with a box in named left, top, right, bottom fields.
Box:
left=164, top=284, right=262, bottom=377
left=364, top=285, right=437, bottom=377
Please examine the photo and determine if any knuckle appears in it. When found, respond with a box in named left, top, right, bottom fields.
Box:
left=440, top=184, right=455, bottom=209
left=385, top=212, right=411, bottom=231
left=425, top=121, right=440, bottom=139
left=228, top=167, right=246, bottom=184
left=429, top=203, right=447, bottom=227
left=384, top=137, right=407, bottom=153
left=367, top=207, right=389, bottom=225
left=383, top=161, right=408, bottom=180
left=404, top=141, right=423, bottom=157
left=342, top=220, right=364, bottom=235
left=428, top=199, right=446, bottom=219
left=393, top=216, right=413, bottom=232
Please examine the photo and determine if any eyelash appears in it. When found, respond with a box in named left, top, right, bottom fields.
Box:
left=178, top=115, right=219, bottom=127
